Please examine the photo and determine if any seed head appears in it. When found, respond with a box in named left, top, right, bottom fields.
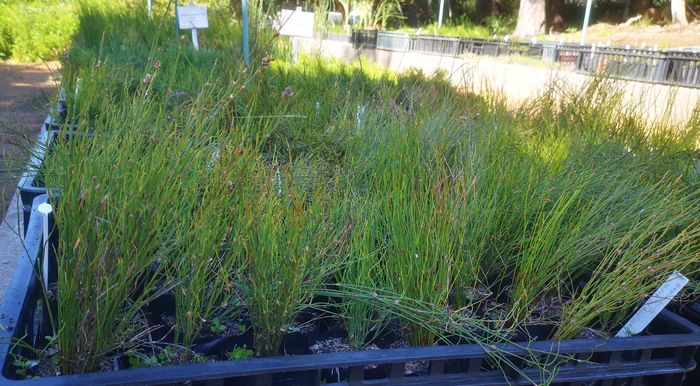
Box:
left=261, top=56, right=273, bottom=67
left=203, top=82, right=213, bottom=90
left=153, top=60, right=161, bottom=69
left=281, top=86, right=294, bottom=100
left=143, top=73, right=152, bottom=85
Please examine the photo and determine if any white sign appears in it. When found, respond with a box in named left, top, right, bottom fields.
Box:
left=615, top=271, right=689, bottom=337
left=276, top=8, right=314, bottom=38
left=178, top=5, right=208, bottom=29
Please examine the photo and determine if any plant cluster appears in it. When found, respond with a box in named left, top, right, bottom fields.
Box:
left=5, top=1, right=700, bottom=382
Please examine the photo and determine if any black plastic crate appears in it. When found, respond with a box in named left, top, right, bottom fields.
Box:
left=43, top=99, right=67, bottom=131
left=16, top=129, right=58, bottom=235
left=2, top=195, right=700, bottom=385
left=16, top=126, right=87, bottom=235
left=351, top=29, right=377, bottom=50
left=676, top=302, right=700, bottom=385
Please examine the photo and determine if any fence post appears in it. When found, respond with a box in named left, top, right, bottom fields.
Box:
left=653, top=55, right=669, bottom=84
left=575, top=49, right=584, bottom=71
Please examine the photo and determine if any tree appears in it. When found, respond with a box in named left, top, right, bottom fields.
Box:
left=671, top=0, right=689, bottom=25
left=547, top=0, right=565, bottom=33
left=513, top=0, right=546, bottom=37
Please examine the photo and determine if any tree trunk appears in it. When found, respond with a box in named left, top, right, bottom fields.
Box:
left=546, top=0, right=565, bottom=33
left=476, top=0, right=492, bottom=22
left=623, top=0, right=631, bottom=20
left=231, top=0, right=241, bottom=18
left=671, top=0, right=689, bottom=25
left=513, top=0, right=546, bottom=37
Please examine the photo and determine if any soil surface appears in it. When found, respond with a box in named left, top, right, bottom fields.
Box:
left=0, top=61, right=59, bottom=216
left=0, top=60, right=59, bottom=304
left=551, top=23, right=700, bottom=49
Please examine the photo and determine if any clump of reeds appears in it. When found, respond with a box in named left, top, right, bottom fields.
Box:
left=18, top=3, right=700, bottom=378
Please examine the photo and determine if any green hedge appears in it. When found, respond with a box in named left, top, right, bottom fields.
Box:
left=0, top=0, right=78, bottom=62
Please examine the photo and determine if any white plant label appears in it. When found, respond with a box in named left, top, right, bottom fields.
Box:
left=615, top=271, right=689, bottom=338
left=37, top=203, right=53, bottom=289
left=275, top=7, right=314, bottom=38
left=177, top=5, right=208, bottom=29
left=177, top=4, right=208, bottom=50
left=356, top=105, right=365, bottom=130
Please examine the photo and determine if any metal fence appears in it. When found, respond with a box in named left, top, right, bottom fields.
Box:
left=351, top=29, right=377, bottom=49
left=568, top=46, right=700, bottom=87
left=325, top=33, right=351, bottom=44
left=369, top=31, right=543, bottom=58
left=340, top=30, right=700, bottom=88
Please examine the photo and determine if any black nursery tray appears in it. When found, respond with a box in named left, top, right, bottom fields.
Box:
left=2, top=195, right=700, bottom=386
left=676, top=302, right=700, bottom=386
left=20, top=97, right=80, bottom=213
left=16, top=128, right=60, bottom=235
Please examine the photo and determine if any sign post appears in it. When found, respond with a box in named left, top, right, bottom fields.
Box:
left=174, top=0, right=180, bottom=37
left=242, top=0, right=250, bottom=66
left=192, top=26, right=199, bottom=49
left=581, top=0, right=593, bottom=45
left=177, top=2, right=208, bottom=50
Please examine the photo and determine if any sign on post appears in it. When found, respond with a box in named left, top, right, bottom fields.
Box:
left=177, top=4, right=208, bottom=50
left=275, top=8, right=315, bottom=38
left=274, top=8, right=314, bottom=63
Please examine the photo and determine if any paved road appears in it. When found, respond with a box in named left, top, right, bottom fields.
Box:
left=0, top=61, right=58, bottom=304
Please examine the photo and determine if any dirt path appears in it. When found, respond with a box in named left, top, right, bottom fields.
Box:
left=0, top=60, right=59, bottom=304
left=0, top=61, right=59, bottom=215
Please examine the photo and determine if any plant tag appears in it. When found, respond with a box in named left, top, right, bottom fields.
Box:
left=275, top=8, right=314, bottom=38
left=615, top=271, right=688, bottom=338
left=356, top=105, right=365, bottom=130
left=177, top=5, right=208, bottom=30
left=37, top=203, right=53, bottom=289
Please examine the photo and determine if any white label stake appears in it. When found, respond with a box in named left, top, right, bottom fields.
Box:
left=615, top=271, right=689, bottom=338
left=356, top=105, right=365, bottom=130
left=37, top=203, right=53, bottom=289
